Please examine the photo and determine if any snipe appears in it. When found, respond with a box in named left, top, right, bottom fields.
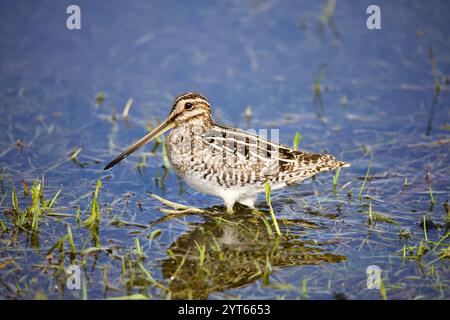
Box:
left=105, top=92, right=350, bottom=212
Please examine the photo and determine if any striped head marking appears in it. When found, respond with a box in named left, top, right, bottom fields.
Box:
left=169, top=92, right=212, bottom=125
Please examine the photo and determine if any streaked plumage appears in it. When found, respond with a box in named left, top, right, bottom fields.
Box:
left=105, top=92, right=350, bottom=212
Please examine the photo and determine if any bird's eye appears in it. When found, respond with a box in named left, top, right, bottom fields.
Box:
left=184, top=102, right=193, bottom=110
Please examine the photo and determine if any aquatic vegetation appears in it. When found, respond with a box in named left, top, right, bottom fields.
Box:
left=245, top=105, right=252, bottom=127
left=341, top=95, right=347, bottom=109
left=292, top=132, right=301, bottom=151
left=30, top=180, right=41, bottom=232
left=122, top=98, right=134, bottom=120
left=319, top=0, right=336, bottom=25
left=67, top=224, right=76, bottom=254
left=358, top=159, right=372, bottom=200
left=429, top=187, right=435, bottom=207
left=160, top=211, right=346, bottom=299
left=83, top=179, right=102, bottom=247
left=4, top=178, right=62, bottom=233
left=428, top=47, right=441, bottom=93
left=94, top=91, right=106, bottom=107
left=68, top=147, right=82, bottom=161
left=264, top=182, right=282, bottom=236
left=332, top=167, right=341, bottom=191
left=0, top=0, right=448, bottom=301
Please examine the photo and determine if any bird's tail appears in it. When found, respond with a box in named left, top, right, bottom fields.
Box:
left=286, top=154, right=350, bottom=184
left=320, top=155, right=351, bottom=172
left=329, top=159, right=351, bottom=168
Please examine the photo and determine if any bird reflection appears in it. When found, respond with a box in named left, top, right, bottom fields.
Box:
left=159, top=206, right=346, bottom=299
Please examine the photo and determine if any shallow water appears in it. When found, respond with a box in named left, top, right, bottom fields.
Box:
left=0, top=0, right=449, bottom=299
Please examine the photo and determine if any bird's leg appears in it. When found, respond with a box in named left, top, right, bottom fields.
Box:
left=223, top=198, right=235, bottom=213
left=239, top=196, right=257, bottom=209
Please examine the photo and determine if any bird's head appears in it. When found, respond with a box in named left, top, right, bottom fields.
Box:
left=167, top=92, right=212, bottom=126
left=104, top=92, right=211, bottom=170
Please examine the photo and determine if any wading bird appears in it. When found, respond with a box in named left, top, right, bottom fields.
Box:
left=104, top=92, right=349, bottom=212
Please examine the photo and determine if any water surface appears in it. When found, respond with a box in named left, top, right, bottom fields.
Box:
left=0, top=0, right=449, bottom=299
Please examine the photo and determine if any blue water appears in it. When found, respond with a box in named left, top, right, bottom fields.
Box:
left=0, top=0, right=449, bottom=299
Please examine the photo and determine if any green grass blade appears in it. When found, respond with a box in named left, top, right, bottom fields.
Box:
left=292, top=132, right=301, bottom=151
left=67, top=224, right=76, bottom=254
left=265, top=181, right=281, bottom=236
left=358, top=158, right=372, bottom=200
left=49, top=190, right=62, bottom=208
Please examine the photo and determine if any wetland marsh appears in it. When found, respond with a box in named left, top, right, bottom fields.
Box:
left=0, top=0, right=449, bottom=300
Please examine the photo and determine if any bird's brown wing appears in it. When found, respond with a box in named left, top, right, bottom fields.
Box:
left=202, top=125, right=349, bottom=184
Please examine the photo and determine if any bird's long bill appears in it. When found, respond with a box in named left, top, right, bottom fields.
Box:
left=104, top=119, right=174, bottom=170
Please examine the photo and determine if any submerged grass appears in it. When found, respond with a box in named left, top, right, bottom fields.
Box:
left=83, top=179, right=102, bottom=247
left=301, top=278, right=308, bottom=299
left=30, top=180, right=41, bottom=232
left=379, top=277, right=388, bottom=300
left=122, top=98, right=133, bottom=120
left=358, top=158, right=372, bottom=200
left=67, top=224, right=76, bottom=254
left=135, top=238, right=142, bottom=260
left=94, top=91, right=106, bottom=107
left=429, top=187, right=435, bottom=207
left=49, top=190, right=61, bottom=208
left=292, top=132, right=301, bottom=151
left=1, top=51, right=449, bottom=301
left=6, top=178, right=62, bottom=233
left=68, top=147, right=82, bottom=161
left=11, top=186, right=19, bottom=214
left=264, top=182, right=282, bottom=236
left=84, top=179, right=102, bottom=227
left=359, top=203, right=399, bottom=226
left=320, top=0, right=336, bottom=25
left=332, top=167, right=341, bottom=191
left=0, top=162, right=447, bottom=300
left=194, top=241, right=207, bottom=268
left=428, top=47, right=441, bottom=93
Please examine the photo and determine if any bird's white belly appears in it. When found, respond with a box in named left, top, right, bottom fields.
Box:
left=182, top=173, right=260, bottom=202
